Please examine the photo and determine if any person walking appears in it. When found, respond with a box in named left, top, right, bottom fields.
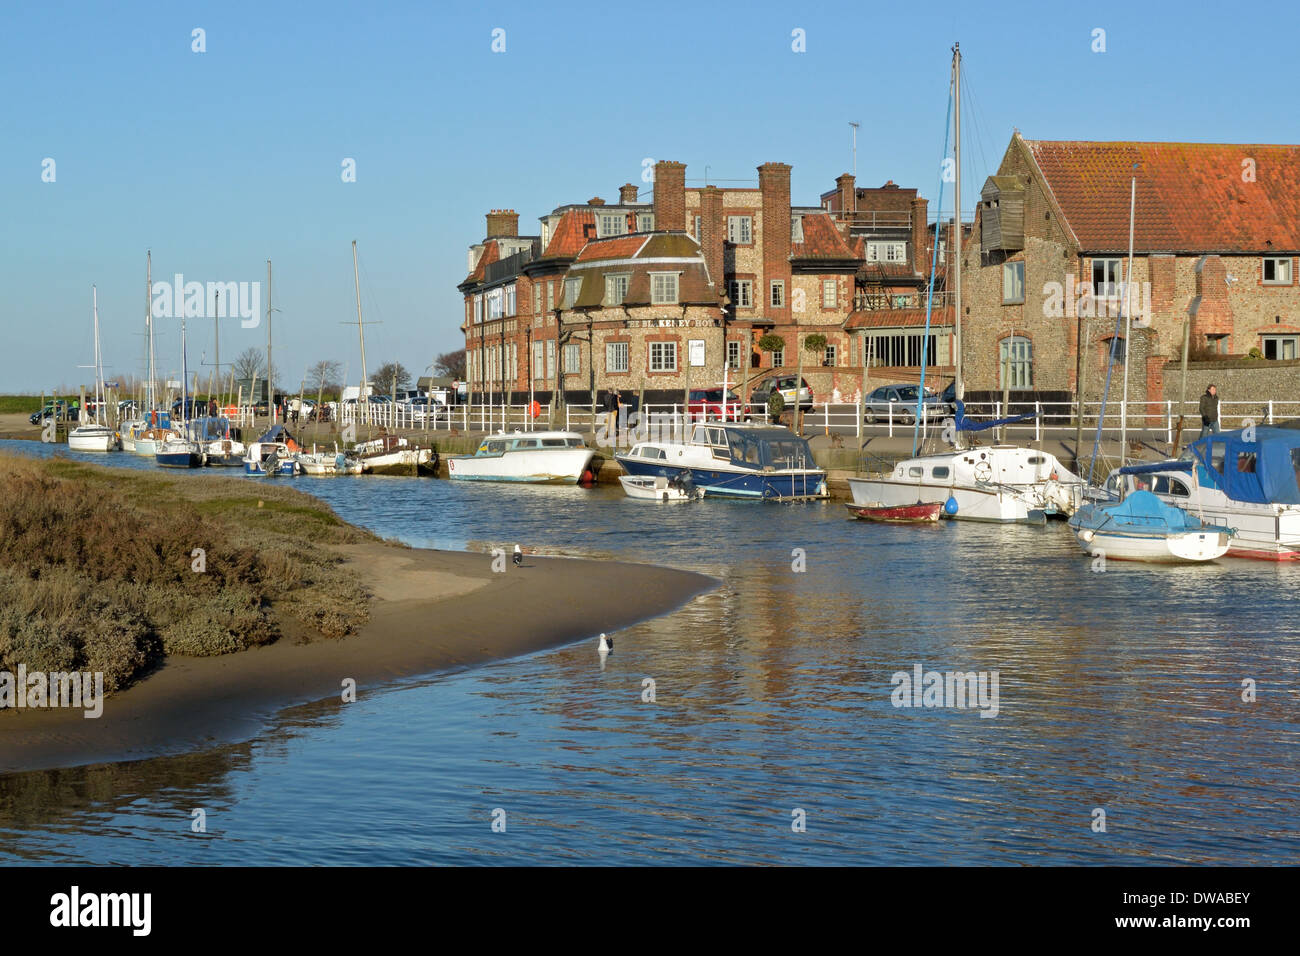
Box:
left=1198, top=384, right=1220, bottom=439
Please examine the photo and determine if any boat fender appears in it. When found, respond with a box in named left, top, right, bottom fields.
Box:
left=944, top=496, right=959, bottom=515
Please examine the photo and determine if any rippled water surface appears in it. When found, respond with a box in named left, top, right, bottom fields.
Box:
left=1, top=440, right=1297, bottom=864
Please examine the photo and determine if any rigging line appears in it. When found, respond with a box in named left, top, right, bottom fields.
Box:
left=912, top=68, right=954, bottom=458
left=958, top=61, right=992, bottom=192
left=1088, top=309, right=1128, bottom=484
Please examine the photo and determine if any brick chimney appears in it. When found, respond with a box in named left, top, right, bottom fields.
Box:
left=653, top=161, right=686, bottom=231
left=759, top=163, right=792, bottom=322
left=836, top=173, right=856, bottom=217
left=910, top=197, right=929, bottom=275
left=588, top=196, right=606, bottom=206
left=485, top=209, right=519, bottom=238
left=699, top=185, right=725, bottom=292
left=619, top=183, right=638, bottom=204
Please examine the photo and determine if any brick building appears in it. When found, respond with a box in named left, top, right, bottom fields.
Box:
left=459, top=162, right=955, bottom=409
left=962, top=134, right=1300, bottom=407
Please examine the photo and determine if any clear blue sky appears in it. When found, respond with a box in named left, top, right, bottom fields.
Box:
left=3, top=0, right=1296, bottom=393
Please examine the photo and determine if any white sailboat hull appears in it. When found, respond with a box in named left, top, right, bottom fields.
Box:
left=1074, top=527, right=1231, bottom=562
left=68, top=427, right=118, bottom=452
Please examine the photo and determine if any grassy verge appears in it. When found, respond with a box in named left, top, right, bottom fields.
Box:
left=0, top=396, right=47, bottom=414
left=0, top=453, right=375, bottom=694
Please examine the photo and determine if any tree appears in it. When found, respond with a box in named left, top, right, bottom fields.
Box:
left=372, top=361, right=411, bottom=393
left=307, top=359, right=343, bottom=393
left=757, top=333, right=786, bottom=358
left=434, top=348, right=466, bottom=380
left=232, top=348, right=265, bottom=382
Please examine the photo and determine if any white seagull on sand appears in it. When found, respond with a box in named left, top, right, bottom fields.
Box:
left=512, top=544, right=522, bottom=567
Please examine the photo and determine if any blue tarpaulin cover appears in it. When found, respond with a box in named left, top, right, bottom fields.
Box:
left=1187, top=426, right=1300, bottom=505
left=1070, top=491, right=1228, bottom=534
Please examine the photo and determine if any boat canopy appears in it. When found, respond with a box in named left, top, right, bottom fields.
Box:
left=185, top=416, right=232, bottom=441
left=254, top=423, right=298, bottom=446
left=953, top=400, right=1036, bottom=432
left=1119, top=460, right=1193, bottom=476
left=1187, top=427, right=1300, bottom=505
left=1076, top=490, right=1228, bottom=533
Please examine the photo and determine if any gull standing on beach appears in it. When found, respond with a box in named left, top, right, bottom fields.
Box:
left=512, top=544, right=522, bottom=567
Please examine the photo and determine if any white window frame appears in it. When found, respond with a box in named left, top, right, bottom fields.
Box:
left=1000, top=335, right=1033, bottom=389
left=1092, top=258, right=1122, bottom=298
left=597, top=213, right=626, bottom=238
left=694, top=215, right=702, bottom=242
left=1263, top=256, right=1293, bottom=285
left=823, top=344, right=837, bottom=367
left=729, top=279, right=753, bottom=308
left=545, top=340, right=556, bottom=379
left=649, top=341, right=678, bottom=372
left=604, top=273, right=630, bottom=306
left=791, top=216, right=804, bottom=242
left=637, top=213, right=654, bottom=232
left=726, top=341, right=741, bottom=370
left=563, top=342, right=580, bottom=373
left=1262, top=334, right=1298, bottom=360
left=606, top=341, right=628, bottom=373
left=770, top=280, right=785, bottom=308
left=727, top=215, right=753, bottom=244
left=563, top=277, right=582, bottom=308
left=1002, top=261, right=1025, bottom=304
left=771, top=348, right=784, bottom=367
left=821, top=279, right=838, bottom=309
left=532, top=341, right=545, bottom=380
left=650, top=272, right=679, bottom=305
left=473, top=294, right=483, bottom=323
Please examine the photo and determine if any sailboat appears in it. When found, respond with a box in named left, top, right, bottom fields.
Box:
left=846, top=44, right=1084, bottom=522
left=68, top=286, right=121, bottom=452
left=133, top=252, right=176, bottom=456
left=346, top=240, right=437, bottom=476
left=155, top=317, right=204, bottom=467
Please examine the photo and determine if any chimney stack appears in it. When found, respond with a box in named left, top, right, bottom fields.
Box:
left=758, top=163, right=792, bottom=321
left=485, top=209, right=519, bottom=238
left=619, top=183, right=639, bottom=204
left=700, top=185, right=725, bottom=292
left=910, top=197, right=929, bottom=276
left=653, top=161, right=687, bottom=231
left=836, top=173, right=856, bottom=217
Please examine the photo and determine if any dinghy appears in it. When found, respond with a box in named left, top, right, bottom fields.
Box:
left=619, top=474, right=702, bottom=502
left=845, top=501, right=943, bottom=523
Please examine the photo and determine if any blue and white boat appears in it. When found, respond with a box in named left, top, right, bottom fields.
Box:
left=616, top=423, right=826, bottom=500
left=1068, top=490, right=1233, bottom=562
left=1103, top=424, right=1300, bottom=561
left=155, top=436, right=204, bottom=468
left=244, top=425, right=302, bottom=476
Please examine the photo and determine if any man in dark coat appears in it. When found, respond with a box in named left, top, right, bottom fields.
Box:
left=1199, top=384, right=1219, bottom=439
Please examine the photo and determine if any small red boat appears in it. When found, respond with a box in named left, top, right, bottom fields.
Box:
left=845, top=501, right=943, bottom=523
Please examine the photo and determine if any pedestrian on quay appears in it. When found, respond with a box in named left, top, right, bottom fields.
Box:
left=1199, top=384, right=1220, bottom=439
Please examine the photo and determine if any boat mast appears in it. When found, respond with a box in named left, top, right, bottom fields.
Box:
left=952, top=42, right=962, bottom=401
left=181, top=316, right=188, bottom=428
left=1119, top=170, right=1136, bottom=462
left=353, top=240, right=370, bottom=414
left=266, top=259, right=273, bottom=421
left=146, top=251, right=155, bottom=413
left=92, top=285, right=103, bottom=425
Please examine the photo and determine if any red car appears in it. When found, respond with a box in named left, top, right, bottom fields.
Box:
left=687, top=388, right=747, bottom=421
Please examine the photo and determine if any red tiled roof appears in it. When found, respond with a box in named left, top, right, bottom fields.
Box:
left=792, top=212, right=858, bottom=260
left=574, top=234, right=647, bottom=262
left=1025, top=139, right=1300, bottom=253
left=464, top=239, right=500, bottom=283
left=845, top=306, right=954, bottom=330
left=541, top=209, right=596, bottom=259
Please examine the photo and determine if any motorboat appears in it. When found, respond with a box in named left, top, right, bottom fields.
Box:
left=1068, top=490, right=1233, bottom=562
left=447, top=430, right=597, bottom=483
left=615, top=423, right=826, bottom=500
left=352, top=435, right=437, bottom=477
left=155, top=437, right=204, bottom=468
left=1102, top=424, right=1300, bottom=560
left=297, top=446, right=364, bottom=476
left=68, top=424, right=120, bottom=452
left=619, top=474, right=703, bottom=502
left=244, top=441, right=301, bottom=476
left=847, top=445, right=1083, bottom=523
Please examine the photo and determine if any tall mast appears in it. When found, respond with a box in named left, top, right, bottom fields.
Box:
left=266, top=259, right=273, bottom=418
left=952, top=42, right=962, bottom=400
left=1119, top=171, right=1137, bottom=460
left=181, top=317, right=188, bottom=426
left=92, top=285, right=103, bottom=424
left=147, top=251, right=155, bottom=411
left=353, top=240, right=370, bottom=406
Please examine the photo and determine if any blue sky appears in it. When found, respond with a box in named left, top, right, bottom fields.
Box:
left=3, top=0, right=1297, bottom=393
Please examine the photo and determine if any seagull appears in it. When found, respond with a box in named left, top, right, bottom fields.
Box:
left=598, top=633, right=612, bottom=657
left=512, top=544, right=522, bottom=567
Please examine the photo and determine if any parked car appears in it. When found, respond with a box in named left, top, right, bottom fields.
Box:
left=30, top=400, right=77, bottom=425
left=862, top=384, right=953, bottom=425
left=687, top=388, right=746, bottom=421
left=750, top=375, right=813, bottom=411
left=403, top=396, right=446, bottom=423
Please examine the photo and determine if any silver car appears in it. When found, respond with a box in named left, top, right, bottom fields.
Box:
left=862, top=384, right=952, bottom=425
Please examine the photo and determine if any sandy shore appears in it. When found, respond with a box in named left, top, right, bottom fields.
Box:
left=0, top=541, right=714, bottom=772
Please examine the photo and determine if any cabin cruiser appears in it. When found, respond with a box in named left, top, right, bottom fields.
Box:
left=447, top=430, right=597, bottom=483
left=847, top=444, right=1083, bottom=522
left=155, top=436, right=204, bottom=468
left=616, top=423, right=826, bottom=500
left=244, top=424, right=302, bottom=476
left=352, top=435, right=437, bottom=477
left=1102, top=424, right=1300, bottom=560
left=67, top=424, right=120, bottom=452
left=297, top=446, right=364, bottom=476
